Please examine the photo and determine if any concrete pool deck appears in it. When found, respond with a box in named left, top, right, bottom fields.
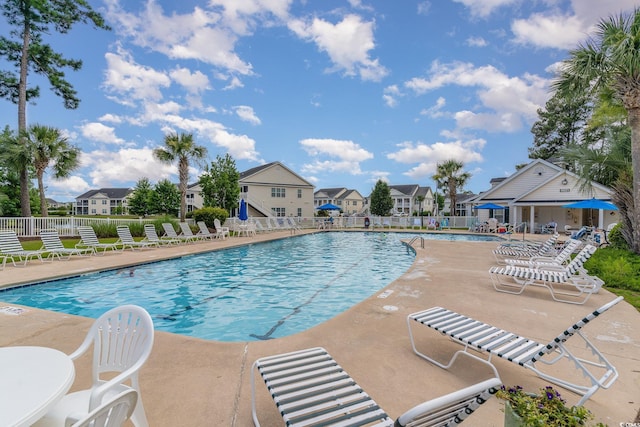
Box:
left=1, top=229, right=639, bottom=426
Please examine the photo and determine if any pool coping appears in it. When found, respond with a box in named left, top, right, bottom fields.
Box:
left=1, top=229, right=638, bottom=426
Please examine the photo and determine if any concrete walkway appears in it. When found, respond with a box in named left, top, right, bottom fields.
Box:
left=1, top=230, right=638, bottom=426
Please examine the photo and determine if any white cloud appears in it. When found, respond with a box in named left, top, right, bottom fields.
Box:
left=83, top=147, right=173, bottom=187
left=288, top=14, right=388, bottom=82
left=46, top=175, right=91, bottom=199
left=80, top=122, right=126, bottom=145
left=103, top=49, right=171, bottom=103
left=417, top=2, right=432, bottom=16
left=234, top=105, right=261, bottom=125
left=383, top=85, right=403, bottom=108
left=419, top=97, right=447, bottom=118
left=300, top=138, right=374, bottom=175
left=387, top=139, right=485, bottom=179
left=170, top=67, right=210, bottom=94
left=452, top=0, right=518, bottom=19
left=404, top=61, right=548, bottom=132
left=466, top=36, right=487, bottom=47
left=511, top=13, right=588, bottom=50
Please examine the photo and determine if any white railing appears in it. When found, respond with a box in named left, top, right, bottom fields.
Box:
left=0, top=216, right=156, bottom=237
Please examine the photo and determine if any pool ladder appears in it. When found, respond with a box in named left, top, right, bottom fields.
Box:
left=408, top=236, right=424, bottom=248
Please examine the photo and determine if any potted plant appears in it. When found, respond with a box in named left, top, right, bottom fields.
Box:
left=496, top=385, right=606, bottom=426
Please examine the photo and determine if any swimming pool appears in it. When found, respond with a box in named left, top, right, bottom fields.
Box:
left=0, top=231, right=499, bottom=342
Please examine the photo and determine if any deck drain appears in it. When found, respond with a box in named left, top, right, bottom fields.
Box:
left=377, top=290, right=394, bottom=299
left=0, top=306, right=27, bottom=315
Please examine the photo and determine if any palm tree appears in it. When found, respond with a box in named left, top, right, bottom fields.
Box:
left=552, top=8, right=640, bottom=253
left=153, top=132, right=208, bottom=221
left=431, top=160, right=470, bottom=216
left=21, top=124, right=80, bottom=216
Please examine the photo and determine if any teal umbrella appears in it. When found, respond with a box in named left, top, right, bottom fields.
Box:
left=562, top=198, right=618, bottom=210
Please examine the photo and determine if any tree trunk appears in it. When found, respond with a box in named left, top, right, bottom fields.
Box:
left=37, top=170, right=48, bottom=217
left=628, top=107, right=640, bottom=254
left=18, top=19, right=31, bottom=217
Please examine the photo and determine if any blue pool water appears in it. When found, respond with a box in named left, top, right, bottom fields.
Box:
left=0, top=231, right=499, bottom=342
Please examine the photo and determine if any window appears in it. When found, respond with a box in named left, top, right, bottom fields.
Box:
left=91, top=209, right=96, bottom=214
left=271, top=187, right=286, bottom=198
left=91, top=200, right=96, bottom=205
left=297, top=208, right=302, bottom=217
left=102, top=200, right=107, bottom=205
left=297, top=189, right=302, bottom=198
left=272, top=207, right=286, bottom=217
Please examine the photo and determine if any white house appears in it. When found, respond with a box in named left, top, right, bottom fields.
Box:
left=470, top=159, right=619, bottom=232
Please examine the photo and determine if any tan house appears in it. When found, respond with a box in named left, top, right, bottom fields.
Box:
left=239, top=162, right=315, bottom=218
left=363, top=185, right=434, bottom=216
left=470, top=159, right=619, bottom=232
left=185, top=183, right=204, bottom=213
left=314, top=188, right=365, bottom=215
left=74, top=188, right=132, bottom=215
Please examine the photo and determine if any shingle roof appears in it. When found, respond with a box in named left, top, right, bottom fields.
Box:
left=76, top=188, right=132, bottom=200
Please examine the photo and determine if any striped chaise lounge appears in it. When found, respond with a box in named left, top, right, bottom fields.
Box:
left=503, top=238, right=582, bottom=269
left=492, top=233, right=559, bottom=264
left=251, top=346, right=501, bottom=426
left=489, top=244, right=603, bottom=304
left=406, top=296, right=623, bottom=406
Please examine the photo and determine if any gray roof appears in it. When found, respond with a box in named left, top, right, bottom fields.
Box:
left=76, top=188, right=132, bottom=200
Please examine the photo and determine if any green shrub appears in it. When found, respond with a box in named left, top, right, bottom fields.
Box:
left=584, top=247, right=640, bottom=291
left=90, top=222, right=118, bottom=238
left=192, top=207, right=228, bottom=227
left=607, top=223, right=628, bottom=250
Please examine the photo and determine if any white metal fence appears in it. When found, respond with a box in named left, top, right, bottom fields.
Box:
left=1, top=215, right=479, bottom=237
left=0, top=217, right=156, bottom=237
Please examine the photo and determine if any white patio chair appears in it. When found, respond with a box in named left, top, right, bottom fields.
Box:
left=195, top=221, right=216, bottom=240
left=143, top=224, right=180, bottom=246
left=34, top=305, right=154, bottom=427
left=68, top=389, right=137, bottom=427
left=116, top=226, right=158, bottom=250
left=161, top=223, right=196, bottom=243
left=213, top=219, right=230, bottom=239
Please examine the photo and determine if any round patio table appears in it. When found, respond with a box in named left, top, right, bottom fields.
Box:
left=0, top=346, right=75, bottom=427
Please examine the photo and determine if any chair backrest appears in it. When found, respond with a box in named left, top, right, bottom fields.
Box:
left=39, top=229, right=65, bottom=251
left=75, top=305, right=154, bottom=399
left=144, top=224, right=161, bottom=241
left=78, top=226, right=100, bottom=245
left=533, top=296, right=624, bottom=361
left=179, top=222, right=195, bottom=237
left=70, top=389, right=138, bottom=427
left=536, top=233, right=559, bottom=255
left=162, top=223, right=179, bottom=237
left=116, top=225, right=135, bottom=243
left=572, top=226, right=588, bottom=240
left=552, top=239, right=581, bottom=263
left=213, top=218, right=223, bottom=230
left=395, top=378, right=501, bottom=426
left=197, top=221, right=210, bottom=235
left=0, top=229, right=26, bottom=253
left=564, top=244, right=597, bottom=274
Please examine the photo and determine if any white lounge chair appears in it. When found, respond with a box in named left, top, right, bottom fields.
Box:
left=0, top=229, right=46, bottom=267
left=161, top=223, right=196, bottom=243
left=34, top=305, right=154, bottom=427
left=116, top=225, right=158, bottom=250
left=407, top=296, right=623, bottom=406
left=503, top=238, right=582, bottom=269
left=493, top=233, right=559, bottom=264
left=143, top=224, right=180, bottom=246
left=39, top=229, right=94, bottom=260
left=213, top=219, right=229, bottom=240
left=76, top=226, right=122, bottom=255
left=251, top=347, right=501, bottom=427
left=195, top=221, right=216, bottom=240
left=69, top=389, right=137, bottom=427
left=179, top=222, right=205, bottom=241
left=489, top=244, right=603, bottom=304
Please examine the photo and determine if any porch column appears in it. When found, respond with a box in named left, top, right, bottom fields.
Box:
left=529, top=206, right=536, bottom=234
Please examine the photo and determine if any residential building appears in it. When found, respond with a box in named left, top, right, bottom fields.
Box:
left=314, top=188, right=365, bottom=215
left=442, top=192, right=477, bottom=217
left=239, top=161, right=315, bottom=218
left=468, top=159, right=619, bottom=231
left=75, top=188, right=132, bottom=215
left=185, top=183, right=204, bottom=213
left=363, top=184, right=435, bottom=216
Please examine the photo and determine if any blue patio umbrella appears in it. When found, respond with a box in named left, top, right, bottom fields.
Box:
left=475, top=203, right=505, bottom=210
left=239, top=199, right=248, bottom=221
left=563, top=198, right=618, bottom=211
left=316, top=203, right=341, bottom=211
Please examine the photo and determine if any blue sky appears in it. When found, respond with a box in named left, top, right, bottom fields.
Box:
left=1, top=0, right=638, bottom=202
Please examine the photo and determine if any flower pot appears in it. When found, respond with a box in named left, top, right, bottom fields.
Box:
left=504, top=402, right=525, bottom=427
